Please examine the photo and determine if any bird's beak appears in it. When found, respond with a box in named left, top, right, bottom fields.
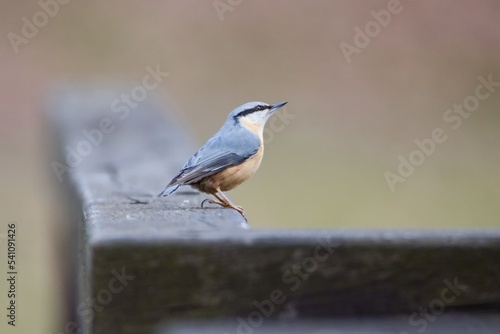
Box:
left=269, top=101, right=287, bottom=113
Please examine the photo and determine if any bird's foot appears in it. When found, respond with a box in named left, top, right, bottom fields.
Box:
left=233, top=206, right=247, bottom=220
left=201, top=198, right=225, bottom=208
left=200, top=199, right=247, bottom=221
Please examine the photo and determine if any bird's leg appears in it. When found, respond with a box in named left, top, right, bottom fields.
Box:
left=201, top=194, right=224, bottom=208
left=200, top=190, right=247, bottom=220
left=215, top=189, right=247, bottom=219
left=201, top=192, right=227, bottom=208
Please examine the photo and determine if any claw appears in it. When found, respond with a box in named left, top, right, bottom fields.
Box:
left=201, top=198, right=211, bottom=208
left=235, top=207, right=248, bottom=221
left=201, top=198, right=226, bottom=208
left=200, top=192, right=248, bottom=222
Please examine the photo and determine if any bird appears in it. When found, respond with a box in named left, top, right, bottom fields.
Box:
left=158, top=100, right=288, bottom=219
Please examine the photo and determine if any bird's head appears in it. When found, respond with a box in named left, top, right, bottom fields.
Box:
left=228, top=101, right=288, bottom=131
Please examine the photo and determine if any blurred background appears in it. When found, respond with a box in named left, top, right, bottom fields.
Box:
left=0, top=0, right=499, bottom=332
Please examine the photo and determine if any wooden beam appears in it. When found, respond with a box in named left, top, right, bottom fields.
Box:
left=49, top=90, right=500, bottom=334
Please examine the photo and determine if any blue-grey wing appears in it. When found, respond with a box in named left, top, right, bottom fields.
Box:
left=166, top=125, right=260, bottom=187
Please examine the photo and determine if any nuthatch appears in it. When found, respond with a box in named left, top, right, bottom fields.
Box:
left=158, top=101, right=288, bottom=219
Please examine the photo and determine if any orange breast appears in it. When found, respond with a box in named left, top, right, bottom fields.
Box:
left=196, top=145, right=264, bottom=193
left=217, top=145, right=264, bottom=191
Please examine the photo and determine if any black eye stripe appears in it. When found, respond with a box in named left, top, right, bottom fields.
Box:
left=234, top=105, right=269, bottom=118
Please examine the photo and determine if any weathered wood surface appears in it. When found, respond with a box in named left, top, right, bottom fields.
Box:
left=159, top=315, right=500, bottom=334
left=49, top=89, right=500, bottom=334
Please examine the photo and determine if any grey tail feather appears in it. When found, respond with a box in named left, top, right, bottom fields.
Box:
left=158, top=184, right=181, bottom=197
